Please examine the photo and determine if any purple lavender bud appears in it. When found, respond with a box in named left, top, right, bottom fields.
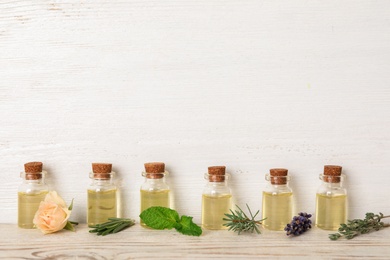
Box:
left=285, top=212, right=312, bottom=236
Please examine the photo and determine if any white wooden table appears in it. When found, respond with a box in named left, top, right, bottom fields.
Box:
left=1, top=224, right=389, bottom=259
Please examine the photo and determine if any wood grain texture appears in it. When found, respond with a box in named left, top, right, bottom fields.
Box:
left=0, top=224, right=390, bottom=259
left=1, top=0, right=390, bottom=226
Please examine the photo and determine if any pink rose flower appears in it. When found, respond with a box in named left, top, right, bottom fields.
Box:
left=33, top=191, right=71, bottom=234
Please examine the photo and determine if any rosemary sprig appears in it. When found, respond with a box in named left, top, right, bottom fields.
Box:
left=223, top=204, right=266, bottom=234
left=329, top=212, right=390, bottom=240
left=89, top=218, right=135, bottom=236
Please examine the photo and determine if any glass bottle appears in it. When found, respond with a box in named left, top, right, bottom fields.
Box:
left=87, top=163, right=118, bottom=226
left=140, top=162, right=170, bottom=227
left=201, top=166, right=232, bottom=230
left=262, top=168, right=293, bottom=231
left=315, top=165, right=347, bottom=230
left=18, top=162, right=49, bottom=229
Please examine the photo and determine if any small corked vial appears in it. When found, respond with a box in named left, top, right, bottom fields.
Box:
left=24, top=161, right=43, bottom=180
left=262, top=167, right=293, bottom=230
left=202, top=165, right=232, bottom=230
left=269, top=168, right=288, bottom=185
left=87, top=162, right=118, bottom=226
left=140, top=162, right=171, bottom=227
left=207, top=166, right=226, bottom=182
left=144, top=162, right=165, bottom=179
left=316, top=165, right=347, bottom=230
left=323, top=165, right=342, bottom=183
left=18, top=161, right=49, bottom=228
left=92, top=163, right=113, bottom=180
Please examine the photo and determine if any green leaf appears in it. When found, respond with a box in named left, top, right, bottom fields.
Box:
left=176, top=215, right=202, bottom=236
left=63, top=221, right=75, bottom=232
left=140, top=206, right=181, bottom=230
left=68, top=199, right=74, bottom=211
left=89, top=218, right=135, bottom=236
left=329, top=233, right=341, bottom=240
left=112, top=222, right=132, bottom=233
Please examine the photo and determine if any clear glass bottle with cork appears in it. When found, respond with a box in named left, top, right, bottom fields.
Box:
left=315, top=165, right=347, bottom=230
left=262, top=168, right=293, bottom=231
left=87, top=163, right=118, bottom=227
left=201, top=166, right=232, bottom=230
left=140, top=162, right=170, bottom=227
left=18, top=161, right=49, bottom=229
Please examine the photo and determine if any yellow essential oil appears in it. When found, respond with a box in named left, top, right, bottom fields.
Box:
left=315, top=165, right=348, bottom=231
left=87, top=189, right=117, bottom=226
left=262, top=168, right=293, bottom=231
left=262, top=191, right=293, bottom=231
left=315, top=193, right=347, bottom=230
left=18, top=162, right=49, bottom=229
left=18, top=191, right=48, bottom=229
left=88, top=163, right=118, bottom=227
left=140, top=189, right=170, bottom=226
left=140, top=162, right=171, bottom=227
left=201, top=193, right=232, bottom=230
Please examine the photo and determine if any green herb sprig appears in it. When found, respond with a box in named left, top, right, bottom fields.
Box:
left=223, top=204, right=266, bottom=235
left=140, top=206, right=202, bottom=236
left=329, top=212, right=390, bottom=240
left=89, top=218, right=135, bottom=236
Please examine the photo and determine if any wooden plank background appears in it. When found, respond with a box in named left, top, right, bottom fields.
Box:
left=1, top=0, right=390, bottom=226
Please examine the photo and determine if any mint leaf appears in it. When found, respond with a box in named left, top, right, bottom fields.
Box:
left=176, top=215, right=202, bottom=236
left=140, top=206, right=181, bottom=230
left=140, top=206, right=202, bottom=236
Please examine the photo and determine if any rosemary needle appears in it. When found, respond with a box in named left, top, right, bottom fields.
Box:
left=89, top=218, right=135, bottom=236
left=223, top=204, right=266, bottom=235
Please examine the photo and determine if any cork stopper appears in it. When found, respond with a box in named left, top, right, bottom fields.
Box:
left=270, top=168, right=288, bottom=185
left=92, top=163, right=112, bottom=179
left=208, top=166, right=226, bottom=182
left=323, top=165, right=342, bottom=183
left=144, top=162, right=165, bottom=179
left=24, top=162, right=43, bottom=180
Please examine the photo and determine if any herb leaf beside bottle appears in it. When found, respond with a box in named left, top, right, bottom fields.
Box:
left=140, top=206, right=202, bottom=236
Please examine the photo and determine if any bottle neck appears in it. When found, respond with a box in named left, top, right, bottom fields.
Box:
left=206, top=180, right=228, bottom=186
left=91, top=178, right=113, bottom=185
left=145, top=177, right=166, bottom=183
left=319, top=173, right=345, bottom=186
left=269, top=183, right=289, bottom=187
left=141, top=175, right=169, bottom=191
left=20, top=171, right=46, bottom=182
left=203, top=180, right=230, bottom=195
left=265, top=182, right=292, bottom=193
left=322, top=180, right=343, bottom=188
left=22, top=178, right=45, bottom=184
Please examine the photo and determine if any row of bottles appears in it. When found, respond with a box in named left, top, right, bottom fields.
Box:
left=18, top=162, right=347, bottom=231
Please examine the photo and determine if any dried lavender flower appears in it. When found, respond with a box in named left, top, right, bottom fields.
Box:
left=284, top=212, right=312, bottom=236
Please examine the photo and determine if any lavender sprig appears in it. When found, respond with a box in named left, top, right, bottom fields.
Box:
left=284, top=212, right=312, bottom=236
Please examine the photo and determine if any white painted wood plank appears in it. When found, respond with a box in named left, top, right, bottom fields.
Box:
left=1, top=1, right=390, bottom=225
